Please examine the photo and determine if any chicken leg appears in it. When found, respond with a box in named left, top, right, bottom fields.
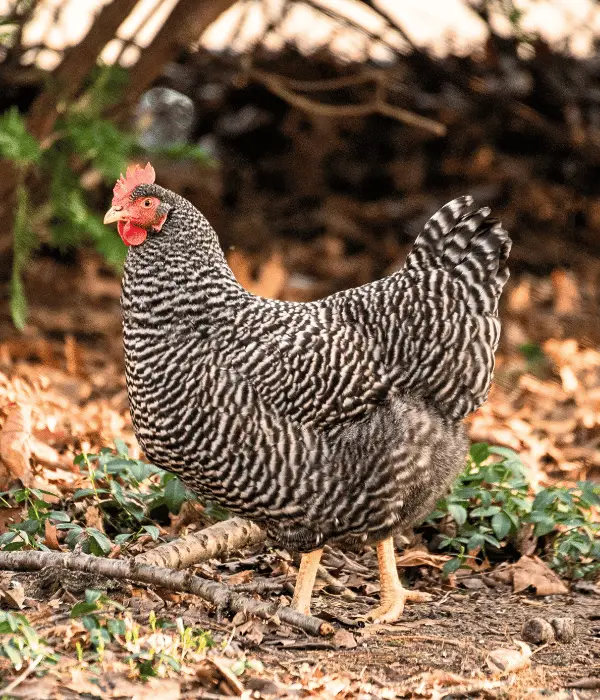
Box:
left=291, top=548, right=323, bottom=615
left=367, top=536, right=432, bottom=623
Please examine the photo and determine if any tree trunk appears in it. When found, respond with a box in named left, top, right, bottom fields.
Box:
left=125, top=0, right=237, bottom=105
left=27, top=0, right=140, bottom=141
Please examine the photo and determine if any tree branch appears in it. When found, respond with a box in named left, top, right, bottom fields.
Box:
left=0, top=550, right=333, bottom=637
left=134, top=517, right=266, bottom=569
left=249, top=67, right=446, bottom=136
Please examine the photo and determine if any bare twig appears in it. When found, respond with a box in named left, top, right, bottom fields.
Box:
left=317, top=565, right=356, bottom=598
left=134, top=517, right=266, bottom=569
left=249, top=67, right=446, bottom=135
left=299, top=0, right=407, bottom=57
left=0, top=550, right=333, bottom=637
left=26, top=0, right=140, bottom=141
left=1, top=654, right=44, bottom=695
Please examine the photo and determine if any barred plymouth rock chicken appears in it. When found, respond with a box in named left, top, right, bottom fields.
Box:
left=105, top=163, right=511, bottom=622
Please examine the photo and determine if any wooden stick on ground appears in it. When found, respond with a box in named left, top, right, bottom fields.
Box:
left=134, top=517, right=266, bottom=569
left=0, top=550, right=333, bottom=637
left=136, top=518, right=357, bottom=600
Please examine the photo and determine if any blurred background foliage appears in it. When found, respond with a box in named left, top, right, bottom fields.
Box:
left=1, top=0, right=600, bottom=348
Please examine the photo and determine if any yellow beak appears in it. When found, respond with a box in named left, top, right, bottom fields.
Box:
left=103, top=206, right=127, bottom=224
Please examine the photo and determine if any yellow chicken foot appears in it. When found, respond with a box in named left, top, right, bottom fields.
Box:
left=367, top=536, right=432, bottom=623
left=291, top=548, right=323, bottom=615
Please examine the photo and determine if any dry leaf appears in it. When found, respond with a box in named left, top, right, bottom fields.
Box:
left=515, top=523, right=538, bottom=557
left=395, top=548, right=450, bottom=569
left=30, top=436, right=61, bottom=466
left=236, top=619, right=265, bottom=645
left=0, top=506, right=22, bottom=535
left=85, top=505, right=105, bottom=531
left=333, top=629, right=357, bottom=649
left=486, top=640, right=532, bottom=675
left=551, top=268, right=580, bottom=315
left=67, top=668, right=180, bottom=699
left=0, top=403, right=32, bottom=487
left=228, top=569, right=254, bottom=585
left=197, top=658, right=245, bottom=696
left=459, top=576, right=487, bottom=590
left=511, top=556, right=569, bottom=596
left=0, top=581, right=25, bottom=609
left=44, top=519, right=61, bottom=550
left=228, top=250, right=287, bottom=299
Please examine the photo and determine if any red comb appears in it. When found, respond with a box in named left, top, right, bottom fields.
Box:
left=112, top=162, right=155, bottom=204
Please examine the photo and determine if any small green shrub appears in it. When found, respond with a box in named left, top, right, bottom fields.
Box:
left=429, top=443, right=600, bottom=578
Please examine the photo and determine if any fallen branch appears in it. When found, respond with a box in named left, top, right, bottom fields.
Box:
left=0, top=550, right=332, bottom=637
left=134, top=517, right=266, bottom=569
left=135, top=518, right=356, bottom=600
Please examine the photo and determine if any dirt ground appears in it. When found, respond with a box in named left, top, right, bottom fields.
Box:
left=265, top=587, right=600, bottom=690
left=9, top=560, right=600, bottom=698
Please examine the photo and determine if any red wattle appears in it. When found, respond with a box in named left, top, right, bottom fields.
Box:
left=118, top=221, right=147, bottom=246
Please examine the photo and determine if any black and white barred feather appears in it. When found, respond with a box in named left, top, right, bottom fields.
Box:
left=121, top=187, right=510, bottom=552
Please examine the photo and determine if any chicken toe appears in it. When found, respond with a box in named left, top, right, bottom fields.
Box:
left=366, top=536, right=432, bottom=623
left=367, top=587, right=433, bottom=623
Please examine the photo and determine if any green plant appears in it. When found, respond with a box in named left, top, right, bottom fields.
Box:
left=530, top=482, right=600, bottom=579
left=0, top=611, right=56, bottom=671
left=429, top=443, right=600, bottom=578
left=0, top=441, right=202, bottom=556
left=0, top=486, right=70, bottom=551
left=71, top=441, right=197, bottom=542
left=0, top=65, right=212, bottom=329
left=70, top=589, right=126, bottom=658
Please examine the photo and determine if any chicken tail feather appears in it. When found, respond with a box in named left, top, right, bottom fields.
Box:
left=406, top=196, right=511, bottom=316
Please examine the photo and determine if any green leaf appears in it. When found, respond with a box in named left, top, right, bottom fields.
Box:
left=11, top=519, right=41, bottom=534
left=114, top=533, right=132, bottom=545
left=71, top=601, right=99, bottom=618
left=164, top=478, right=188, bottom=514
left=469, top=443, right=490, bottom=465
left=482, top=534, right=501, bottom=548
left=72, top=488, right=99, bottom=500
left=0, top=107, right=41, bottom=166
left=491, top=511, right=512, bottom=540
left=85, top=589, right=103, bottom=604
left=203, top=501, right=230, bottom=522
left=448, top=504, right=467, bottom=527
left=143, top=525, right=160, bottom=541
left=49, top=510, right=71, bottom=523
left=467, top=533, right=485, bottom=550
left=470, top=506, right=501, bottom=518
left=10, top=272, right=28, bottom=331
left=3, top=641, right=23, bottom=669
left=85, top=528, right=112, bottom=556
left=489, top=446, right=521, bottom=462
left=10, top=182, right=37, bottom=329
left=532, top=490, right=556, bottom=510
left=113, top=438, right=129, bottom=457
left=533, top=517, right=556, bottom=537
left=107, top=618, right=126, bottom=637
left=442, top=558, right=462, bottom=576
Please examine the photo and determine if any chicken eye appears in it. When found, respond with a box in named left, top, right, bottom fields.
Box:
left=143, top=199, right=153, bottom=207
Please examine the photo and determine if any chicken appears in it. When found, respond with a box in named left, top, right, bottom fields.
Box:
left=104, top=163, right=511, bottom=622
